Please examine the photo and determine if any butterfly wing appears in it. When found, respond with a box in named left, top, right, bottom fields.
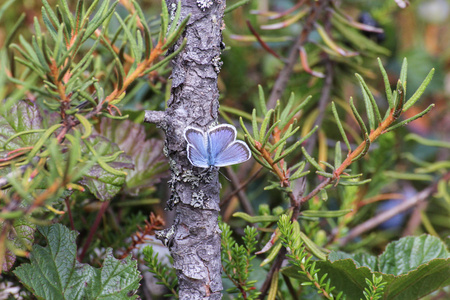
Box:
left=207, top=124, right=236, bottom=165
left=184, top=127, right=209, bottom=168
left=213, top=140, right=252, bottom=167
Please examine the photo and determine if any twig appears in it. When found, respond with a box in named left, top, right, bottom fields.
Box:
left=339, top=172, right=449, bottom=246
left=267, top=0, right=327, bottom=109
left=225, top=166, right=254, bottom=216
left=79, top=200, right=110, bottom=261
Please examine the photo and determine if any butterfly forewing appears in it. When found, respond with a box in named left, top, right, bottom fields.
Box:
left=185, top=127, right=209, bottom=168
left=207, top=125, right=236, bottom=164
left=213, top=140, right=251, bottom=167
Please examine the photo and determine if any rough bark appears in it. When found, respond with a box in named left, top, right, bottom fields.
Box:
left=152, top=1, right=225, bottom=299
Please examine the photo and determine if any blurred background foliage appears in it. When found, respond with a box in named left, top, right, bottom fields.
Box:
left=0, top=0, right=449, bottom=299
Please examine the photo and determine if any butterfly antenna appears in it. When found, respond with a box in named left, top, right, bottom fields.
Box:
left=218, top=169, right=231, bottom=182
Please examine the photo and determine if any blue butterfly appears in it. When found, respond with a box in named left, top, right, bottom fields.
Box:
left=184, top=124, right=252, bottom=168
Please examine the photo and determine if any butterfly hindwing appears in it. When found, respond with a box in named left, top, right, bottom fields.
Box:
left=213, top=140, right=251, bottom=167
left=186, top=144, right=209, bottom=168
left=207, top=124, right=236, bottom=165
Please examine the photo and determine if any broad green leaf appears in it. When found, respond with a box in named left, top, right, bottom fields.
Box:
left=0, top=100, right=44, bottom=151
left=79, top=135, right=134, bottom=201
left=282, top=235, right=450, bottom=300
left=14, top=224, right=141, bottom=299
left=1, top=217, right=36, bottom=272
left=94, top=118, right=169, bottom=195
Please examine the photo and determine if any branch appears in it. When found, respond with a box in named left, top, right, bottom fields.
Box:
left=339, top=172, right=450, bottom=246
left=144, top=110, right=166, bottom=126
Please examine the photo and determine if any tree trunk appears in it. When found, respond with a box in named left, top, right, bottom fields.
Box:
left=154, top=1, right=225, bottom=299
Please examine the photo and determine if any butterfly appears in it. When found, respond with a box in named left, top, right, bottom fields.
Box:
left=184, top=124, right=252, bottom=168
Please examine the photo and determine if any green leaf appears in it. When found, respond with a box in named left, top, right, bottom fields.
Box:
left=283, top=235, right=450, bottom=300
left=14, top=224, right=141, bottom=299
left=301, top=209, right=352, bottom=218
left=94, top=118, right=169, bottom=195
left=233, top=212, right=279, bottom=223
left=79, top=135, right=134, bottom=201
left=1, top=217, right=36, bottom=272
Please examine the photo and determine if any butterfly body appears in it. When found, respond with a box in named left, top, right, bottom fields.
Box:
left=184, top=124, right=251, bottom=168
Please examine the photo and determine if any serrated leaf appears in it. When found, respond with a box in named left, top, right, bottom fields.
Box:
left=282, top=235, right=450, bottom=300
left=14, top=224, right=141, bottom=299
left=79, top=135, right=134, bottom=201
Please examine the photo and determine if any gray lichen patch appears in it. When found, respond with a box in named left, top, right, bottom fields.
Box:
left=191, top=190, right=208, bottom=208
left=197, top=0, right=214, bottom=11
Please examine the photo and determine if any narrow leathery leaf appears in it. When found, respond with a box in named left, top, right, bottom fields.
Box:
left=244, top=135, right=258, bottom=153
left=74, top=114, right=92, bottom=139
left=302, top=147, right=324, bottom=171
left=399, top=57, right=408, bottom=91
left=316, top=171, right=333, bottom=178
left=384, top=171, right=433, bottom=181
left=404, top=68, right=435, bottom=111
left=299, top=232, right=326, bottom=260
left=116, top=58, right=124, bottom=90
left=405, top=132, right=450, bottom=148
left=259, top=109, right=274, bottom=141
left=41, top=37, right=52, bottom=67
left=42, top=0, right=59, bottom=29
left=159, top=0, right=169, bottom=42
left=352, top=133, right=370, bottom=162
left=338, top=179, right=371, bottom=186
left=331, top=102, right=351, bottom=153
left=386, top=104, right=435, bottom=133
left=292, top=220, right=301, bottom=249
left=258, top=85, right=268, bottom=115
left=273, top=141, right=300, bottom=164
left=349, top=97, right=368, bottom=135
left=32, top=36, right=50, bottom=72
left=5, top=13, right=25, bottom=47
left=101, top=150, right=124, bottom=163
left=57, top=57, right=72, bottom=83
left=167, top=1, right=181, bottom=37
left=76, top=89, right=97, bottom=105
left=75, top=0, right=83, bottom=32
left=285, top=95, right=312, bottom=123
left=260, top=242, right=282, bottom=266
left=334, top=141, right=342, bottom=168
left=81, top=1, right=118, bottom=44
left=358, top=79, right=376, bottom=131
left=132, top=0, right=153, bottom=52
left=377, top=57, right=393, bottom=108
left=233, top=212, right=279, bottom=223
left=220, top=106, right=254, bottom=120
left=240, top=117, right=252, bottom=139
left=115, top=13, right=139, bottom=60
left=53, top=23, right=64, bottom=59
left=356, top=74, right=382, bottom=125
left=262, top=120, right=280, bottom=148
left=321, top=161, right=335, bottom=171
left=26, top=124, right=62, bottom=161
left=0, top=211, right=24, bottom=219
left=251, top=108, right=259, bottom=140
left=224, top=0, right=251, bottom=13
left=301, top=209, right=352, bottom=218
left=99, top=113, right=129, bottom=120
left=289, top=168, right=309, bottom=180
left=317, top=23, right=357, bottom=57
left=394, top=80, right=405, bottom=119
left=289, top=161, right=306, bottom=178
left=269, top=125, right=299, bottom=153
left=253, top=154, right=273, bottom=170
left=3, top=129, right=46, bottom=148
left=60, top=0, right=75, bottom=30
left=298, top=125, right=318, bottom=145
left=56, top=6, right=71, bottom=39
left=280, top=92, right=295, bottom=125
left=83, top=0, right=102, bottom=28
left=136, top=30, right=144, bottom=63
left=143, top=38, right=187, bottom=74
left=274, top=141, right=286, bottom=162
left=42, top=8, right=58, bottom=41
left=340, top=173, right=363, bottom=179
left=267, top=270, right=279, bottom=300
